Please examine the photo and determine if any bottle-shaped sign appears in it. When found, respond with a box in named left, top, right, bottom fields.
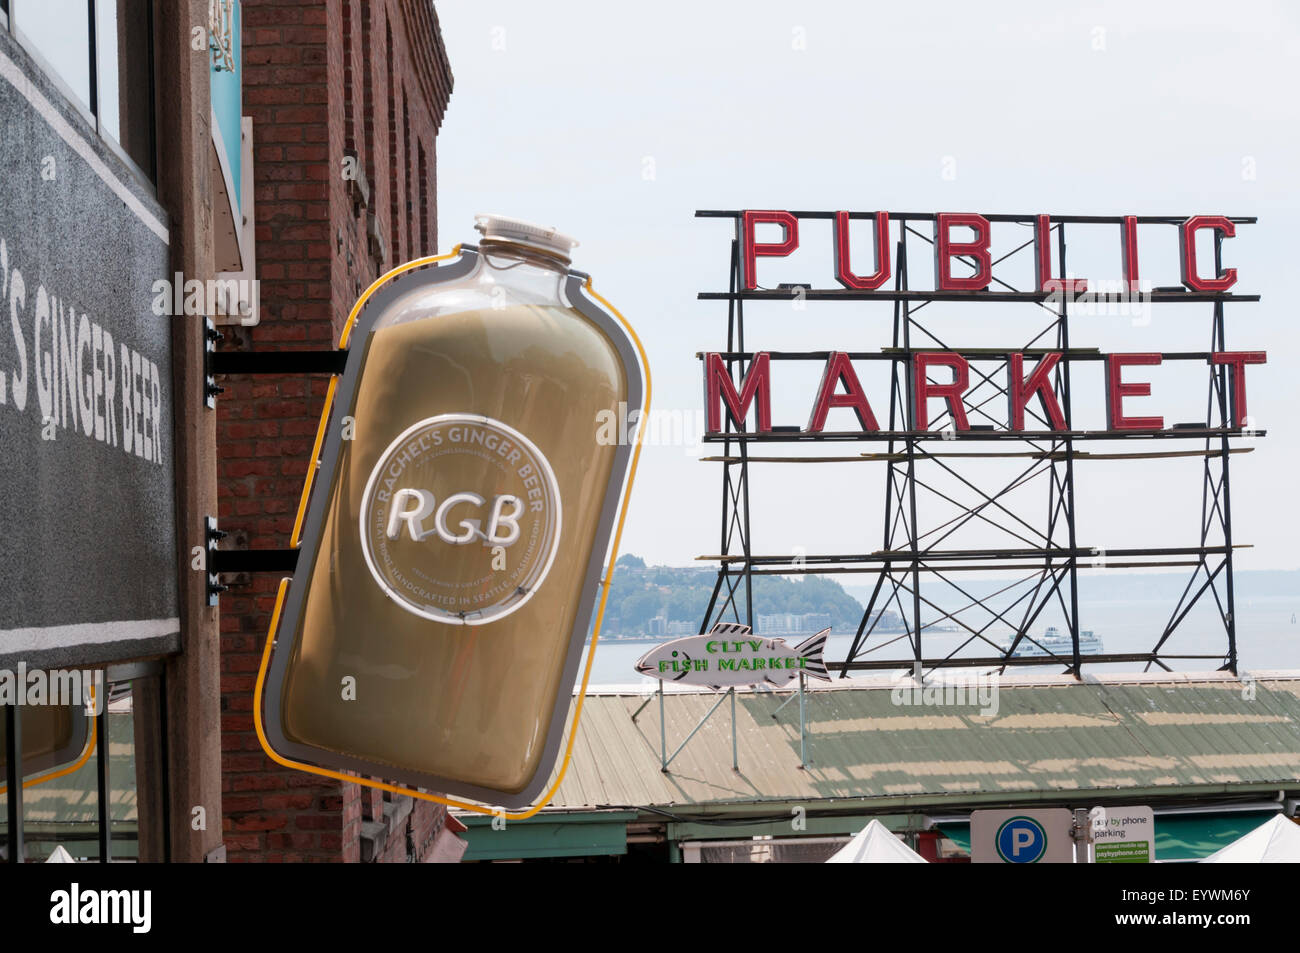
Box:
left=257, top=216, right=647, bottom=810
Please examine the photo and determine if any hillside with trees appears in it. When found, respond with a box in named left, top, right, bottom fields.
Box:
left=597, top=554, right=893, bottom=637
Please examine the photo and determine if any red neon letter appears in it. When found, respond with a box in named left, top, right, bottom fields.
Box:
left=1033, top=216, right=1087, bottom=294
left=1211, top=351, right=1266, bottom=427
left=1120, top=215, right=1140, bottom=287
left=705, top=352, right=772, bottom=432
left=933, top=213, right=992, bottom=291
left=1106, top=353, right=1164, bottom=431
left=1008, top=352, right=1067, bottom=431
left=914, top=352, right=970, bottom=430
left=833, top=211, right=891, bottom=290
left=1179, top=215, right=1238, bottom=292
left=808, top=351, right=880, bottom=432
left=741, top=210, right=799, bottom=290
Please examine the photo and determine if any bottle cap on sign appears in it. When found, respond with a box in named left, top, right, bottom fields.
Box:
left=474, top=214, right=579, bottom=261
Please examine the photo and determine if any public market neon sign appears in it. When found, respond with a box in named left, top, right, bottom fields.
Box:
left=704, top=209, right=1265, bottom=436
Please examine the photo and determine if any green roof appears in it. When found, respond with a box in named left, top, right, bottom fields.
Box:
left=540, top=673, right=1300, bottom=815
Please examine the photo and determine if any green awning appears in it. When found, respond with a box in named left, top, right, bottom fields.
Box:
left=1154, top=813, right=1276, bottom=861
left=458, top=811, right=636, bottom=862
left=937, top=811, right=1278, bottom=861
left=938, top=823, right=971, bottom=852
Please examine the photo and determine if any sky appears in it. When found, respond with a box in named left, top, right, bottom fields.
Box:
left=434, top=1, right=1300, bottom=571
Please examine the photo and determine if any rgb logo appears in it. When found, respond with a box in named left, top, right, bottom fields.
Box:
left=359, top=414, right=562, bottom=625
left=995, top=816, right=1048, bottom=863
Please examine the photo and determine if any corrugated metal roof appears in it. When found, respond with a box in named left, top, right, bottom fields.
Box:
left=540, top=673, right=1300, bottom=814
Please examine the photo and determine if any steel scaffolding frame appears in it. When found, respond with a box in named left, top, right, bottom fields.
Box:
left=694, top=210, right=1261, bottom=677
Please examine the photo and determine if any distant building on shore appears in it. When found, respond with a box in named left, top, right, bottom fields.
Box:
left=645, top=616, right=697, bottom=637
left=756, top=612, right=832, bottom=635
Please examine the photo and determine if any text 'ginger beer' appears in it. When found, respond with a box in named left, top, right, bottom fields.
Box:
left=259, top=216, right=646, bottom=809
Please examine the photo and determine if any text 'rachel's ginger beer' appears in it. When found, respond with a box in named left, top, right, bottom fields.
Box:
left=259, top=216, right=646, bottom=808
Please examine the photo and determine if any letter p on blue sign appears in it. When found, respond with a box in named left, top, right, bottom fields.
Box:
left=996, top=816, right=1048, bottom=863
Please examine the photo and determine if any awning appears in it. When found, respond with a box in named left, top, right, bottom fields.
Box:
left=456, top=811, right=637, bottom=862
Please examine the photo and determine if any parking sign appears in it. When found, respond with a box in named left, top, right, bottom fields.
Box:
left=971, top=809, right=1076, bottom=864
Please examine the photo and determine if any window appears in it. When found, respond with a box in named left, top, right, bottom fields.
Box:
left=418, top=140, right=429, bottom=256
left=361, top=1, right=374, bottom=187
left=97, top=0, right=154, bottom=178
left=385, top=19, right=400, bottom=266
left=404, top=94, right=412, bottom=258
left=343, top=2, right=354, bottom=152
left=10, top=1, right=92, bottom=112
left=2, top=664, right=170, bottom=862
left=6, top=1, right=155, bottom=182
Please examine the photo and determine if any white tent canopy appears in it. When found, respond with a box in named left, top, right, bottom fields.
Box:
left=1200, top=815, right=1300, bottom=863
left=826, top=819, right=928, bottom=864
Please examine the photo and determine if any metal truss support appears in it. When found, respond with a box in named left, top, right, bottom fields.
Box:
left=652, top=682, right=738, bottom=773
left=699, top=232, right=755, bottom=634
left=695, top=211, right=1256, bottom=678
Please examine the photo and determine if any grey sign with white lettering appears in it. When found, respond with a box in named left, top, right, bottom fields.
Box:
left=0, top=33, right=178, bottom=667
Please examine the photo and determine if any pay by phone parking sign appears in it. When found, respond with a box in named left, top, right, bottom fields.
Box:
left=971, top=809, right=1076, bottom=864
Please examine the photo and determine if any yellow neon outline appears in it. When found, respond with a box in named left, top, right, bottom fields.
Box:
left=255, top=254, right=651, bottom=820
left=289, top=246, right=465, bottom=548
left=0, top=713, right=98, bottom=796
left=289, top=376, right=337, bottom=549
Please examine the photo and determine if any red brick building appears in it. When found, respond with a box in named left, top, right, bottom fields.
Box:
left=215, top=0, right=455, bottom=862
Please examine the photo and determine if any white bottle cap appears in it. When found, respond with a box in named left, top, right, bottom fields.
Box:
left=474, top=214, right=579, bottom=260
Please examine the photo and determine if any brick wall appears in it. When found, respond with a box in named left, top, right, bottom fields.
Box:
left=216, top=0, right=453, bottom=863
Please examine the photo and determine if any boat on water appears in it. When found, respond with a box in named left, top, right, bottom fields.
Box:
left=1001, top=626, right=1104, bottom=658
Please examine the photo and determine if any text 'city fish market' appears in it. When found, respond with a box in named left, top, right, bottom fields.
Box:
left=635, top=623, right=832, bottom=689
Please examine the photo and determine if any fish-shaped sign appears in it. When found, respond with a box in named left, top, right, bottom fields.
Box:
left=634, top=622, right=832, bottom=689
